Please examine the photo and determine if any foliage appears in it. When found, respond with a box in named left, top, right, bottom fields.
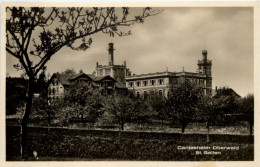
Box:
left=105, top=92, right=135, bottom=130
left=146, top=91, right=168, bottom=124
left=239, top=94, right=254, bottom=135
left=31, top=97, right=63, bottom=122
left=61, top=68, right=76, bottom=75
left=166, top=78, right=204, bottom=133
left=63, top=82, right=104, bottom=122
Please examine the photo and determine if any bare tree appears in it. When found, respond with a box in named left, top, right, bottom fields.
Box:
left=6, top=7, right=161, bottom=159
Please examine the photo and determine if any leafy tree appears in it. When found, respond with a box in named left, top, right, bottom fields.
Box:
left=79, top=69, right=84, bottom=73
left=147, top=91, right=167, bottom=125
left=196, top=96, right=221, bottom=142
left=105, top=92, right=135, bottom=130
left=214, top=86, right=240, bottom=125
left=64, top=82, right=104, bottom=122
left=240, top=94, right=254, bottom=135
left=6, top=7, right=160, bottom=159
left=166, top=78, right=204, bottom=133
left=31, top=97, right=61, bottom=126
left=131, top=97, right=155, bottom=125
left=36, top=67, right=48, bottom=97
left=61, top=68, right=76, bottom=75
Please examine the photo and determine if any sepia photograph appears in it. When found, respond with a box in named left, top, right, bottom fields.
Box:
left=1, top=1, right=259, bottom=166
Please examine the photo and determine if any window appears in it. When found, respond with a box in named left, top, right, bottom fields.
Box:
left=159, top=90, right=163, bottom=96
left=136, top=81, right=141, bottom=87
left=99, top=69, right=103, bottom=76
left=158, top=79, right=164, bottom=85
left=52, top=88, right=56, bottom=94
left=56, top=81, right=59, bottom=85
left=144, top=91, right=148, bottom=99
left=143, top=80, right=147, bottom=86
left=150, top=80, right=155, bottom=86
left=136, top=92, right=140, bottom=97
left=52, top=80, right=55, bottom=86
left=129, top=82, right=133, bottom=87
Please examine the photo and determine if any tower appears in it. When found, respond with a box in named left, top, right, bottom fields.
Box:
left=95, top=43, right=128, bottom=87
left=197, top=50, right=212, bottom=95
left=108, top=43, right=114, bottom=65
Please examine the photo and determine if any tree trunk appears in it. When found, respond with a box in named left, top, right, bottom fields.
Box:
left=249, top=121, right=253, bottom=136
left=181, top=125, right=185, bottom=133
left=21, top=77, right=34, bottom=160
left=121, top=122, right=124, bottom=131
left=181, top=121, right=188, bottom=133
left=206, top=121, right=210, bottom=143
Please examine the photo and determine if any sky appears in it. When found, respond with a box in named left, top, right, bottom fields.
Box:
left=6, top=7, right=254, bottom=97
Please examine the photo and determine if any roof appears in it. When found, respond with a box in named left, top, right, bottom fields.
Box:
left=51, top=73, right=72, bottom=86
left=48, top=73, right=117, bottom=86
left=126, top=71, right=207, bottom=81
left=94, top=75, right=117, bottom=82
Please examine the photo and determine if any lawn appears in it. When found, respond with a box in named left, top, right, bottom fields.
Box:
left=6, top=125, right=253, bottom=161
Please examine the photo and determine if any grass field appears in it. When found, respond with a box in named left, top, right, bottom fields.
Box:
left=6, top=126, right=253, bottom=161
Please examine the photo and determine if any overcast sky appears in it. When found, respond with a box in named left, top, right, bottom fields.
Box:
left=6, top=7, right=254, bottom=97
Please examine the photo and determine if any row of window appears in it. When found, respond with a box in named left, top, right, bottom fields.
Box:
left=49, top=87, right=63, bottom=95
left=128, top=78, right=165, bottom=87
left=52, top=80, right=59, bottom=86
left=136, top=89, right=164, bottom=97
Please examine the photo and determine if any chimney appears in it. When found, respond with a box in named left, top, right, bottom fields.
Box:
left=123, top=61, right=126, bottom=66
left=96, top=62, right=99, bottom=67
left=216, top=86, right=218, bottom=92
left=108, top=43, right=114, bottom=65
left=202, top=50, right=207, bottom=62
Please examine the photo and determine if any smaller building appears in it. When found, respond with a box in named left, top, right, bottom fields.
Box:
left=47, top=72, right=117, bottom=101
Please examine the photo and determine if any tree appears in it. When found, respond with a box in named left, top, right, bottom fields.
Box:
left=105, top=92, right=135, bottom=130
left=6, top=7, right=161, bottom=159
left=166, top=78, right=204, bottom=133
left=147, top=91, right=167, bottom=125
left=131, top=97, right=155, bottom=125
left=196, top=96, right=220, bottom=142
left=36, top=67, right=48, bottom=97
left=79, top=69, right=84, bottom=73
left=64, top=82, right=104, bottom=122
left=240, top=94, right=254, bottom=135
left=61, top=68, right=76, bottom=75
left=31, top=96, right=60, bottom=127
left=214, top=86, right=240, bottom=125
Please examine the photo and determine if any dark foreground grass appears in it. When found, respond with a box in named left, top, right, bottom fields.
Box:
left=6, top=126, right=253, bottom=161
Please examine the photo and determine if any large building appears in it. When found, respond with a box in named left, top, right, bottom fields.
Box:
left=48, top=43, right=212, bottom=99
left=126, top=50, right=212, bottom=96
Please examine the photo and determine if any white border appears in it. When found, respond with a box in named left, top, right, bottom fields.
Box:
left=1, top=1, right=259, bottom=167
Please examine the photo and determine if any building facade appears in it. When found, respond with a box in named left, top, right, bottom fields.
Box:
left=95, top=43, right=130, bottom=89
left=48, top=72, right=117, bottom=101
left=126, top=50, right=212, bottom=96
